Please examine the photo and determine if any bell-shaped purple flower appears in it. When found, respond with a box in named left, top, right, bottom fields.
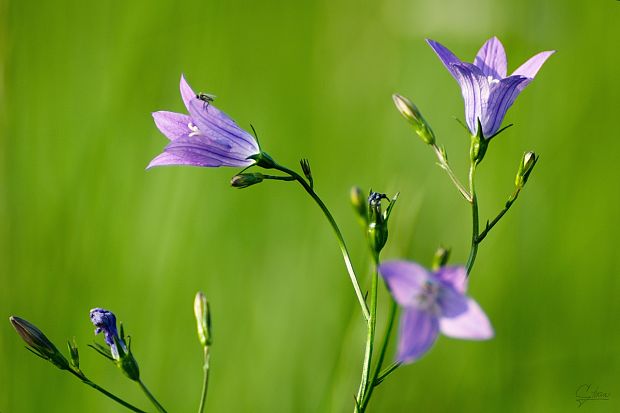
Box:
left=148, top=75, right=260, bottom=168
left=379, top=261, right=493, bottom=364
left=427, top=37, right=554, bottom=139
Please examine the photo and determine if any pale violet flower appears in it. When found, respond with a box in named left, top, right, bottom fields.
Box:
left=427, top=37, right=554, bottom=138
left=379, top=261, right=493, bottom=364
left=148, top=75, right=260, bottom=168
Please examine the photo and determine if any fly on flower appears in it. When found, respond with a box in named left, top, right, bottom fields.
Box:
left=148, top=75, right=260, bottom=169
left=426, top=37, right=554, bottom=139
left=196, top=92, right=216, bottom=111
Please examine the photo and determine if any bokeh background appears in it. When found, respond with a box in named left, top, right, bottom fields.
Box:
left=1, top=0, right=619, bottom=411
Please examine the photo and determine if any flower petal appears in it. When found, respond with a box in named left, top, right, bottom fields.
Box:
left=474, top=36, right=507, bottom=79
left=511, top=50, right=555, bottom=79
left=439, top=297, right=494, bottom=340
left=179, top=76, right=259, bottom=156
left=163, top=137, right=255, bottom=168
left=426, top=38, right=463, bottom=81
left=379, top=261, right=429, bottom=306
left=396, top=308, right=439, bottom=364
left=180, top=74, right=196, bottom=112
left=483, top=75, right=531, bottom=137
left=434, top=266, right=468, bottom=294
left=451, top=63, right=489, bottom=136
left=152, top=111, right=192, bottom=141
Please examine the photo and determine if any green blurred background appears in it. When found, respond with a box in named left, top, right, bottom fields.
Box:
left=1, top=0, right=619, bottom=411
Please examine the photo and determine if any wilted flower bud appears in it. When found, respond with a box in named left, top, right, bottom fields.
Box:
left=67, top=338, right=80, bottom=370
left=90, top=308, right=140, bottom=381
left=231, top=173, right=264, bottom=188
left=515, top=151, right=538, bottom=189
left=367, top=191, right=399, bottom=255
left=9, top=316, right=70, bottom=370
left=392, top=93, right=435, bottom=145
left=432, top=246, right=451, bottom=270
left=194, top=292, right=212, bottom=348
left=300, top=158, right=314, bottom=188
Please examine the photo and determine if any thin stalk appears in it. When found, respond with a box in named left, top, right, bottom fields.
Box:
left=68, top=370, right=146, bottom=413
left=354, top=254, right=380, bottom=411
left=272, top=163, right=370, bottom=320
left=375, top=362, right=401, bottom=385
left=465, top=161, right=479, bottom=275
left=197, top=346, right=211, bottom=413
left=432, top=144, right=472, bottom=202
left=360, top=297, right=398, bottom=410
left=476, top=188, right=521, bottom=243
left=138, top=378, right=167, bottom=413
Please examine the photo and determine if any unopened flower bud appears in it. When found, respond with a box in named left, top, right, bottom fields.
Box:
left=432, top=246, right=451, bottom=270
left=367, top=191, right=399, bottom=255
left=392, top=94, right=435, bottom=145
left=350, top=186, right=367, bottom=225
left=10, top=316, right=70, bottom=370
left=194, top=292, right=212, bottom=348
left=515, top=151, right=538, bottom=189
left=231, top=173, right=264, bottom=189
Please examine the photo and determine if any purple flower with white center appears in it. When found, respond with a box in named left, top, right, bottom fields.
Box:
left=427, top=37, right=554, bottom=138
left=148, top=75, right=260, bottom=169
left=90, top=308, right=126, bottom=360
left=379, top=261, right=493, bottom=364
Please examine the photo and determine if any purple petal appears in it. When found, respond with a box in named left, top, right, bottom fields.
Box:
left=434, top=266, right=468, bottom=294
left=147, top=151, right=224, bottom=169
left=379, top=261, right=429, bottom=306
left=180, top=74, right=196, bottom=112
left=439, top=297, right=494, bottom=340
left=437, top=285, right=468, bottom=318
left=396, top=308, right=439, bottom=364
left=426, top=38, right=463, bottom=81
left=162, top=137, right=255, bottom=168
left=511, top=50, right=555, bottom=79
left=451, top=63, right=489, bottom=136
left=483, top=75, right=531, bottom=137
left=474, top=37, right=507, bottom=79
left=179, top=77, right=259, bottom=156
left=152, top=111, right=192, bottom=141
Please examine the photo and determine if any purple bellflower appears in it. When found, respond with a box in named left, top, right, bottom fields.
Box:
left=90, top=308, right=126, bottom=360
left=379, top=261, right=493, bottom=364
left=427, top=37, right=554, bottom=139
left=148, top=75, right=260, bottom=168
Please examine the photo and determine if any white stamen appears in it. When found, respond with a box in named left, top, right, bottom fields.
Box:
left=487, top=75, right=500, bottom=85
left=188, top=122, right=200, bottom=137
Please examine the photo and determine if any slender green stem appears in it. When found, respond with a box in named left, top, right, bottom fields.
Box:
left=138, top=378, right=167, bottom=413
left=476, top=188, right=521, bottom=243
left=197, top=347, right=211, bottom=413
left=354, top=253, right=379, bottom=411
left=465, top=161, right=479, bottom=275
left=272, top=163, right=370, bottom=321
left=261, top=174, right=296, bottom=182
left=375, top=361, right=401, bottom=385
left=360, top=297, right=398, bottom=410
left=68, top=370, right=146, bottom=413
left=432, top=144, right=472, bottom=202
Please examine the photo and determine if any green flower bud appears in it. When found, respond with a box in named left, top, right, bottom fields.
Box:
left=432, top=246, right=451, bottom=271
left=9, top=316, right=70, bottom=370
left=194, top=292, right=212, bottom=348
left=367, top=191, right=399, bottom=255
left=231, top=173, right=264, bottom=189
left=392, top=94, right=435, bottom=145
left=515, top=151, right=538, bottom=189
left=350, top=186, right=367, bottom=226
